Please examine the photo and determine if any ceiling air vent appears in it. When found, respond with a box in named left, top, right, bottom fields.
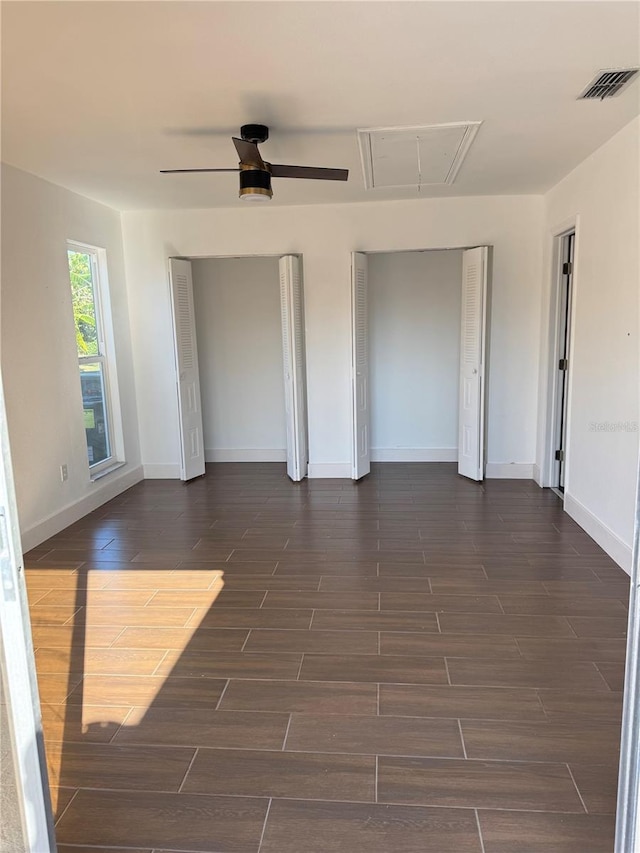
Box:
left=578, top=68, right=639, bottom=100
left=357, top=122, right=482, bottom=190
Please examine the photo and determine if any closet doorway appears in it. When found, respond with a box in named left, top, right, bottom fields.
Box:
left=351, top=246, right=490, bottom=481
left=168, top=254, right=308, bottom=482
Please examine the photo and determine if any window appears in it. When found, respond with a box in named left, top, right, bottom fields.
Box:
left=67, top=242, right=122, bottom=475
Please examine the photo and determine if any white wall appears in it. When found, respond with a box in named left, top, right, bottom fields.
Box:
left=0, top=165, right=142, bottom=549
left=122, top=194, right=544, bottom=479
left=537, top=117, right=640, bottom=571
left=192, top=256, right=286, bottom=461
left=369, top=250, right=462, bottom=461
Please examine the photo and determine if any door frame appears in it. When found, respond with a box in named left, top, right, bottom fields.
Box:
left=280, top=254, right=309, bottom=481
left=0, top=378, right=56, bottom=850
left=350, top=243, right=493, bottom=479
left=178, top=251, right=309, bottom=474
left=616, top=460, right=640, bottom=851
left=168, top=257, right=206, bottom=481
left=542, top=217, right=580, bottom=491
left=350, top=252, right=370, bottom=480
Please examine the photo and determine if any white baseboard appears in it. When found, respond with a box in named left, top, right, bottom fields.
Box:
left=371, top=448, right=457, bottom=462
left=485, top=463, right=535, bottom=479
left=532, top=464, right=543, bottom=487
left=205, top=448, right=287, bottom=463
left=20, top=464, right=144, bottom=552
left=142, top=463, right=181, bottom=479
left=308, top=462, right=352, bottom=479
left=564, top=492, right=632, bottom=574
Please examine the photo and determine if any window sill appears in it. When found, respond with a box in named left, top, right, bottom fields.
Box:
left=90, top=461, right=126, bottom=482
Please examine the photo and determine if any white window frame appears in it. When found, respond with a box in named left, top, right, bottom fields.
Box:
left=67, top=240, right=125, bottom=478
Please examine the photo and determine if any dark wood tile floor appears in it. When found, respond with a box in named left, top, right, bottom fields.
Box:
left=23, top=463, right=629, bottom=852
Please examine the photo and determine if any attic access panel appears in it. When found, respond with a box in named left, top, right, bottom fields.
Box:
left=358, top=122, right=482, bottom=190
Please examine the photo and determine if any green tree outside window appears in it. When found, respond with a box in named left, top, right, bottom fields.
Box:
left=68, top=251, right=98, bottom=356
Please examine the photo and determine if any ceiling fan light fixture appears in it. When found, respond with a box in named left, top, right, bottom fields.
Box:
left=239, top=165, right=273, bottom=201
left=239, top=188, right=272, bottom=202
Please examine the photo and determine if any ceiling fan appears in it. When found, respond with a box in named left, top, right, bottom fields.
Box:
left=161, top=124, right=349, bottom=202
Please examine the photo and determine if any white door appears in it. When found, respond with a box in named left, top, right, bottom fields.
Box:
left=0, top=376, right=55, bottom=850
left=169, top=258, right=206, bottom=481
left=458, top=246, right=489, bottom=481
left=351, top=252, right=370, bottom=480
left=280, top=255, right=308, bottom=482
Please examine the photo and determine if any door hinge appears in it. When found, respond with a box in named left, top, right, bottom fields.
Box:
left=555, top=449, right=565, bottom=462
left=558, top=358, right=568, bottom=371
left=562, top=261, right=572, bottom=275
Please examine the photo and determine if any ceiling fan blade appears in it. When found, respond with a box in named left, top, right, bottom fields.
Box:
left=232, top=137, right=265, bottom=168
left=270, top=164, right=348, bottom=181
left=160, top=168, right=239, bottom=173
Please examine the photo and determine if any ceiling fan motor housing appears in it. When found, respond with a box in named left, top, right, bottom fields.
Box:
left=240, top=124, right=269, bottom=144
left=239, top=163, right=273, bottom=199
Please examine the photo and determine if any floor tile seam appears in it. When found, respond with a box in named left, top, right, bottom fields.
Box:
left=55, top=787, right=594, bottom=815
left=177, top=747, right=200, bottom=793
left=592, top=662, right=616, bottom=691
left=256, top=797, right=273, bottom=853
left=494, top=595, right=507, bottom=615
left=289, top=667, right=449, bottom=685
left=60, top=669, right=607, bottom=688
left=55, top=783, right=272, bottom=800
left=149, top=744, right=382, bottom=761
left=258, top=601, right=382, bottom=612
left=60, top=844, right=155, bottom=852
left=53, top=739, right=602, bottom=759
left=283, top=752, right=587, bottom=767
left=46, top=738, right=299, bottom=754
left=458, top=712, right=622, bottom=728
left=371, top=795, right=589, bottom=815
left=565, top=763, right=590, bottom=814
left=473, top=807, right=486, bottom=851
left=58, top=606, right=84, bottom=627
left=533, top=689, right=553, bottom=718
left=457, top=719, right=468, bottom=758
left=57, top=673, right=88, bottom=703
left=52, top=786, right=80, bottom=827
left=280, top=714, right=294, bottom=751
left=214, top=679, right=231, bottom=710
left=454, top=749, right=621, bottom=766
left=29, top=548, right=55, bottom=561
left=150, top=649, right=172, bottom=677
left=106, top=705, right=138, bottom=743
left=27, top=589, right=54, bottom=605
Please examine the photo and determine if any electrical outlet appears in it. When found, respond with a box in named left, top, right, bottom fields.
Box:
left=60, top=464, right=68, bottom=482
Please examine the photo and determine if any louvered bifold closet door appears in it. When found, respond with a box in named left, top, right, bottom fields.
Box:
left=458, top=246, right=489, bottom=481
left=280, top=255, right=308, bottom=481
left=168, top=258, right=205, bottom=481
left=351, top=252, right=370, bottom=480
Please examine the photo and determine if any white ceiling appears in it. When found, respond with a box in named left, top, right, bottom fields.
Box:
left=2, top=1, right=639, bottom=210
